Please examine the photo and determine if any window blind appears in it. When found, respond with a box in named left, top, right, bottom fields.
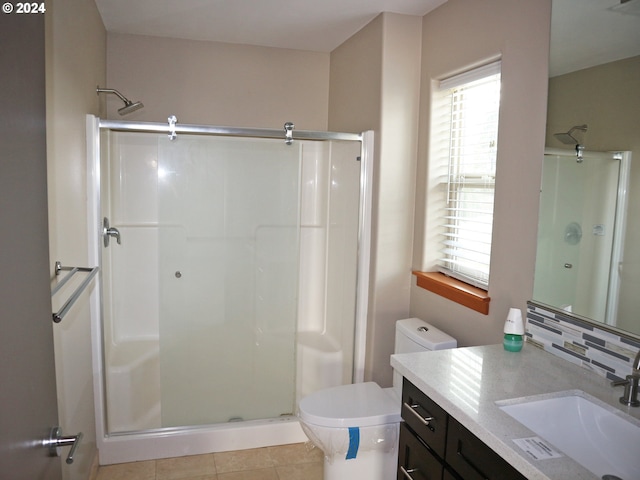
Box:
left=434, top=63, right=501, bottom=289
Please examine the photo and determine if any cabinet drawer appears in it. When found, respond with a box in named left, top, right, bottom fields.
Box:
left=442, top=468, right=459, bottom=480
left=445, top=417, right=527, bottom=480
left=398, top=423, right=444, bottom=480
left=401, top=378, right=448, bottom=458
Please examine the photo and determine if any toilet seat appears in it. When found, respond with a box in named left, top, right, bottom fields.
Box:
left=298, top=382, right=401, bottom=428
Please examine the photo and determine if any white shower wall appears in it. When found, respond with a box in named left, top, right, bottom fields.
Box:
left=296, top=140, right=360, bottom=402
left=534, top=151, right=620, bottom=322
left=101, top=132, right=360, bottom=433
left=101, top=131, right=162, bottom=432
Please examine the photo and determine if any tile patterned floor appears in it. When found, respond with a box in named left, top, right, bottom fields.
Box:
left=95, top=443, right=324, bottom=480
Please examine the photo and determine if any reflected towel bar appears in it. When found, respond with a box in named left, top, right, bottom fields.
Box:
left=51, top=261, right=99, bottom=323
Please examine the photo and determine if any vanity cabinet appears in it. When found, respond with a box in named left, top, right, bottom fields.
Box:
left=398, top=378, right=527, bottom=480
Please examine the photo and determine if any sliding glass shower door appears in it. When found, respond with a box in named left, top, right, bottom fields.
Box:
left=533, top=150, right=622, bottom=323
left=101, top=131, right=301, bottom=431
left=157, top=136, right=301, bottom=427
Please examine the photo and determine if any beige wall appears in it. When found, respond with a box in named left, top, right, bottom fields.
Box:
left=106, top=34, right=330, bottom=130
left=328, top=16, right=383, bottom=133
left=46, top=0, right=106, bottom=477
left=329, top=13, right=423, bottom=385
left=546, top=55, right=640, bottom=334
left=410, top=0, right=551, bottom=346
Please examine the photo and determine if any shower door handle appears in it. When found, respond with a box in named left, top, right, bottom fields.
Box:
left=103, top=217, right=121, bottom=247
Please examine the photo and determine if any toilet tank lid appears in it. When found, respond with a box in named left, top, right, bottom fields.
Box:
left=397, top=318, right=457, bottom=350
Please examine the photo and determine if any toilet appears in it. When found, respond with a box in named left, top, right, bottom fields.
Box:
left=298, top=318, right=457, bottom=480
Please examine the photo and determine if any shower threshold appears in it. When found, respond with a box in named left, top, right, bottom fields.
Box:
left=100, top=416, right=307, bottom=465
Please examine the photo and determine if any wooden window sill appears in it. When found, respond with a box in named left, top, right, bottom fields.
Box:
left=412, top=271, right=490, bottom=315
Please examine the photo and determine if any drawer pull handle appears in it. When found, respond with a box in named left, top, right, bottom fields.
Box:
left=400, top=466, right=418, bottom=479
left=403, top=402, right=434, bottom=426
left=457, top=440, right=490, bottom=480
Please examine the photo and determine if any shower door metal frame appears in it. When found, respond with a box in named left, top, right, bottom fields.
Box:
left=86, top=114, right=373, bottom=464
left=99, top=118, right=363, bottom=142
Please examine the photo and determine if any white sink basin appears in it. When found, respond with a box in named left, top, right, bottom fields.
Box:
left=498, top=391, right=640, bottom=480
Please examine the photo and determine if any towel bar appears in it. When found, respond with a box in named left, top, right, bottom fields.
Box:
left=51, top=261, right=99, bottom=323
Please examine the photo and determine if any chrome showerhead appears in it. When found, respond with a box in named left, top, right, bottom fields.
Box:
left=553, top=124, right=587, bottom=145
left=96, top=87, right=144, bottom=116
left=117, top=99, right=144, bottom=115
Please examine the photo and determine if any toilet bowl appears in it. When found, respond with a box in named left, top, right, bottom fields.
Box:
left=298, top=318, right=457, bottom=480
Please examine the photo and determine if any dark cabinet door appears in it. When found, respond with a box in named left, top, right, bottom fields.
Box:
left=446, top=418, right=527, bottom=480
left=398, top=423, right=444, bottom=480
left=442, top=468, right=460, bottom=480
left=402, top=378, right=448, bottom=459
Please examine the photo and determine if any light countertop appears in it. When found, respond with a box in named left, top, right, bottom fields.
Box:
left=391, top=343, right=640, bottom=480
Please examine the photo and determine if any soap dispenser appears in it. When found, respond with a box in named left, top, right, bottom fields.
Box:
left=503, top=308, right=524, bottom=352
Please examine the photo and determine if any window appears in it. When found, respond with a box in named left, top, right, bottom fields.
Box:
left=431, top=61, right=501, bottom=290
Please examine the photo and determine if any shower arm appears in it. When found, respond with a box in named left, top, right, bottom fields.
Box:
left=96, top=87, right=129, bottom=104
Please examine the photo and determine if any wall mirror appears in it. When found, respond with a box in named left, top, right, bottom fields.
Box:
left=533, top=0, right=640, bottom=337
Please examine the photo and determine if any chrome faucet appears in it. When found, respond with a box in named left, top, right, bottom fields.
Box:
left=612, top=350, right=640, bottom=407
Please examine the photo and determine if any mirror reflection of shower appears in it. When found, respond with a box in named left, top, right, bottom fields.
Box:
left=553, top=124, right=587, bottom=162
left=96, top=86, right=144, bottom=115
left=534, top=148, right=631, bottom=327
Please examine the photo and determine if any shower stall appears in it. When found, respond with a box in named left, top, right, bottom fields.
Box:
left=533, top=147, right=630, bottom=326
left=86, top=116, right=373, bottom=464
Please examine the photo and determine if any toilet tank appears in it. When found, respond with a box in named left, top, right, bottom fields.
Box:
left=395, top=318, right=457, bottom=354
left=391, top=318, right=457, bottom=397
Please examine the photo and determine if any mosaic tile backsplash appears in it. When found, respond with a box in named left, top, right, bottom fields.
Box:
left=526, top=302, right=640, bottom=382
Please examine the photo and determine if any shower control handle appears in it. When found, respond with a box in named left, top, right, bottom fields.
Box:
left=103, top=217, right=121, bottom=247
left=106, top=227, right=121, bottom=245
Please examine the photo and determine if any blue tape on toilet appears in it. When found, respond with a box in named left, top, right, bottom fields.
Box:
left=346, top=427, right=360, bottom=459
